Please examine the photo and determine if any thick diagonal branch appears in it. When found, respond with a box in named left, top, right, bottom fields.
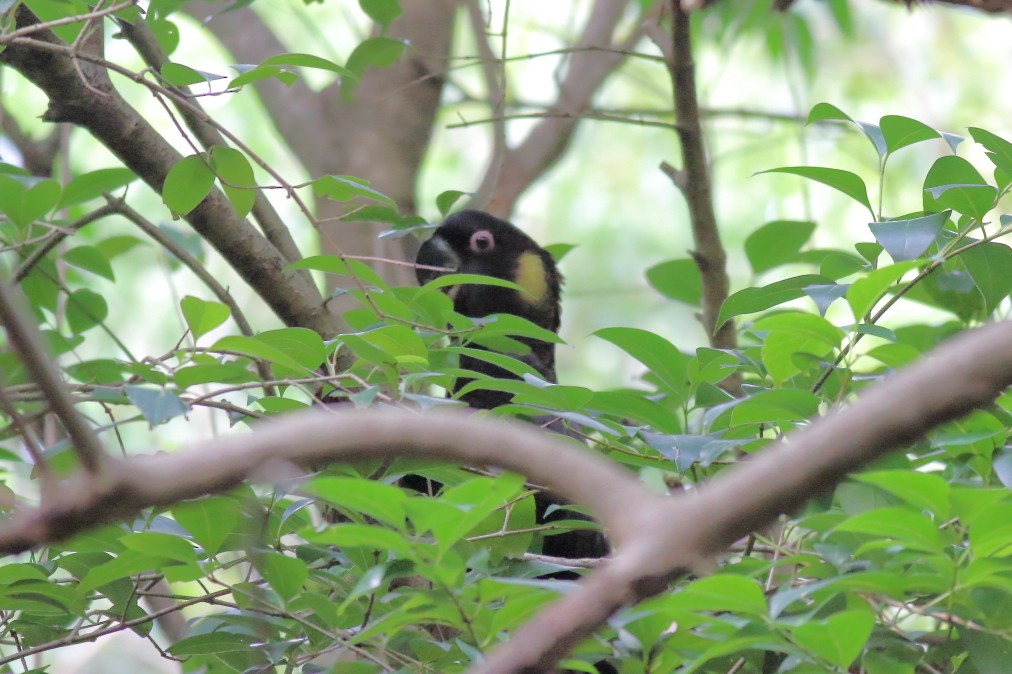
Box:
left=0, top=322, right=1009, bottom=673
left=473, top=320, right=1012, bottom=673
left=117, top=17, right=308, bottom=270
left=0, top=8, right=338, bottom=337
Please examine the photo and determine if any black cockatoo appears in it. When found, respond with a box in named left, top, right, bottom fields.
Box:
left=415, top=209, right=561, bottom=408
left=414, top=209, right=608, bottom=561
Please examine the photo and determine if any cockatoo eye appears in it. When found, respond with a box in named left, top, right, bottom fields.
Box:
left=469, top=230, right=495, bottom=253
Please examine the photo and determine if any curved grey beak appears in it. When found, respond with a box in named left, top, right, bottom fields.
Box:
left=414, top=234, right=460, bottom=286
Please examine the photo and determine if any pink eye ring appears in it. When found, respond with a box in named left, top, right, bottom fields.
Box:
left=469, top=230, right=495, bottom=252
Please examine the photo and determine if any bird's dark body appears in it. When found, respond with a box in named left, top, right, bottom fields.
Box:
left=416, top=210, right=561, bottom=407
left=415, top=210, right=614, bottom=673
left=415, top=210, right=608, bottom=560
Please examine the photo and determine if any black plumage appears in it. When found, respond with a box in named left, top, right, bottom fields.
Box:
left=415, top=209, right=561, bottom=408
left=414, top=209, right=608, bottom=561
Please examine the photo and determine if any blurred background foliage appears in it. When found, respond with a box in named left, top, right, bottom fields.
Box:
left=5, top=0, right=1008, bottom=403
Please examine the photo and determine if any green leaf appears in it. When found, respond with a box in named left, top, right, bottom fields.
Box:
left=420, top=273, right=526, bottom=295
left=64, top=245, right=115, bottom=281
left=255, top=397, right=309, bottom=415
left=855, top=470, right=950, bottom=518
left=92, top=234, right=142, bottom=258
left=969, top=127, right=1012, bottom=177
left=65, top=288, right=108, bottom=334
left=260, top=52, right=354, bottom=78
left=846, top=261, right=918, bottom=320
left=312, top=175, right=395, bottom=206
left=359, top=0, right=401, bottom=27
left=806, top=101, right=852, bottom=124
left=212, top=334, right=310, bottom=372
left=922, top=155, right=988, bottom=214
left=307, top=476, right=407, bottom=529
left=168, top=631, right=255, bottom=657
left=745, top=220, right=816, bottom=274
left=124, top=386, right=188, bottom=427
left=79, top=552, right=159, bottom=592
left=806, top=103, right=885, bottom=157
left=120, top=532, right=198, bottom=564
left=209, top=146, right=256, bottom=218
left=758, top=167, right=872, bottom=214
left=543, top=243, right=576, bottom=262
left=174, top=362, right=256, bottom=389
left=666, top=575, right=767, bottom=615
left=587, top=390, right=682, bottom=434
left=172, top=496, right=240, bottom=556
left=725, top=389, right=820, bottom=426
left=964, top=629, right=1012, bottom=674
left=471, top=314, right=564, bottom=345
left=436, top=190, right=467, bottom=216
left=435, top=474, right=529, bottom=550
left=301, top=524, right=412, bottom=557
left=147, top=17, right=180, bottom=55
left=645, top=259, right=702, bottom=306
left=959, top=241, right=1012, bottom=314
left=346, top=37, right=406, bottom=77
left=162, top=154, right=215, bottom=216
left=180, top=295, right=230, bottom=340
left=716, top=274, right=831, bottom=328
left=287, top=254, right=350, bottom=275
left=443, top=346, right=541, bottom=380
left=0, top=174, right=61, bottom=227
left=254, top=327, right=328, bottom=373
left=341, top=324, right=428, bottom=367
left=925, top=184, right=997, bottom=221
left=969, top=503, right=1012, bottom=558
left=642, top=432, right=745, bottom=471
left=227, top=64, right=298, bottom=88
left=790, top=609, right=874, bottom=668
left=66, top=359, right=124, bottom=385
left=251, top=550, right=307, bottom=602
left=753, top=312, right=842, bottom=385
left=59, top=168, right=137, bottom=208
left=803, top=283, right=848, bottom=316
left=753, top=312, right=842, bottom=347
left=879, top=114, right=942, bottom=154
left=868, top=211, right=950, bottom=262
left=835, top=507, right=942, bottom=553
left=19, top=0, right=89, bottom=43
left=160, top=62, right=225, bottom=86
left=594, top=327, right=689, bottom=398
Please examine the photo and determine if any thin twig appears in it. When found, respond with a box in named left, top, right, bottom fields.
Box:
left=660, top=1, right=739, bottom=393
left=0, top=281, right=106, bottom=474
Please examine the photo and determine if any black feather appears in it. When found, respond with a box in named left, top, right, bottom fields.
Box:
left=415, top=210, right=609, bottom=561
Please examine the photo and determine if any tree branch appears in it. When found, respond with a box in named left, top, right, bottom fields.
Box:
left=12, top=201, right=120, bottom=282
left=0, top=408, right=652, bottom=556
left=658, top=2, right=738, bottom=391
left=0, top=109, right=61, bottom=176
left=0, top=8, right=339, bottom=338
left=463, top=0, right=508, bottom=212
left=116, top=16, right=309, bottom=270
left=0, top=322, right=1009, bottom=671
left=181, top=2, right=330, bottom=172
left=187, top=1, right=457, bottom=290
left=473, top=320, right=1012, bottom=673
left=0, top=281, right=107, bottom=474
left=480, top=0, right=649, bottom=218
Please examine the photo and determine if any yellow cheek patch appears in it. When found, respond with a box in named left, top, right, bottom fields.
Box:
left=515, top=252, right=549, bottom=304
